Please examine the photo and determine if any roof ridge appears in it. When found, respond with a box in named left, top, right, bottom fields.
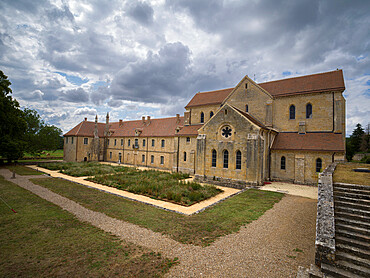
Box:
left=197, top=87, right=234, bottom=94
left=258, top=69, right=342, bottom=85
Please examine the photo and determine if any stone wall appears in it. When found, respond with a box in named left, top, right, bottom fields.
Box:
left=315, top=163, right=337, bottom=266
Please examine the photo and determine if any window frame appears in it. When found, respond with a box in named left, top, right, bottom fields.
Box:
left=281, top=156, right=286, bottom=170
left=210, top=111, right=214, bottom=118
left=142, top=154, right=145, bottom=163
left=83, top=138, right=88, bottom=145
left=289, top=105, right=295, bottom=120
left=128, top=139, right=131, bottom=147
left=200, top=112, right=204, bottom=123
left=152, top=139, right=155, bottom=147
left=236, top=150, right=241, bottom=170
left=160, top=156, right=164, bottom=165
left=212, top=150, right=217, bottom=167
left=161, top=139, right=165, bottom=148
left=121, top=139, right=123, bottom=146
left=245, top=104, right=248, bottom=113
left=184, top=152, right=187, bottom=162
left=223, top=150, right=229, bottom=169
left=316, top=158, right=322, bottom=173
left=143, top=139, right=146, bottom=147
left=306, top=103, right=312, bottom=119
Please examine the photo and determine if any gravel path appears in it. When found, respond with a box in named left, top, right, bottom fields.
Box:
left=1, top=169, right=317, bottom=277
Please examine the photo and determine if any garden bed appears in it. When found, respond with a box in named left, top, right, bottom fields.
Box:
left=38, top=162, right=222, bottom=206
left=88, top=169, right=222, bottom=206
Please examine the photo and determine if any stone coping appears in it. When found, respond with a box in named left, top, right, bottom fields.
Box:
left=27, top=165, right=241, bottom=215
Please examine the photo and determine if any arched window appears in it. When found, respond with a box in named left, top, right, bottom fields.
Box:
left=128, top=139, right=131, bottom=146
left=245, top=104, right=249, bottom=112
left=210, top=111, right=214, bottom=118
left=306, top=103, right=312, bottom=119
left=161, top=139, right=165, bottom=147
left=281, top=156, right=286, bottom=170
left=212, top=150, right=217, bottom=167
left=289, top=105, right=295, bottom=119
left=236, top=150, right=241, bottom=170
left=184, top=152, right=187, bottom=162
left=200, top=112, right=204, bottom=123
left=316, top=158, right=322, bottom=173
left=223, top=150, right=229, bottom=168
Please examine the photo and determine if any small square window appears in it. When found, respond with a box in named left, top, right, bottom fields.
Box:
left=186, top=137, right=190, bottom=143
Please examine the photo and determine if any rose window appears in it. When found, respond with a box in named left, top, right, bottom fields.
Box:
left=221, top=126, right=232, bottom=138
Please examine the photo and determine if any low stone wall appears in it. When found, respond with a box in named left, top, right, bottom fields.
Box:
left=314, top=162, right=337, bottom=266
left=194, top=175, right=247, bottom=189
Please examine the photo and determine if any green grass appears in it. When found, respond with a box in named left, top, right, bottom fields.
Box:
left=31, top=177, right=283, bottom=246
left=88, top=169, right=220, bottom=206
left=5, top=165, right=44, bottom=175
left=0, top=175, right=177, bottom=277
left=24, top=149, right=64, bottom=158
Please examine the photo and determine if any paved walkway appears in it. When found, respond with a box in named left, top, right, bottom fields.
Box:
left=1, top=169, right=317, bottom=277
left=27, top=165, right=241, bottom=215
left=259, top=182, right=318, bottom=199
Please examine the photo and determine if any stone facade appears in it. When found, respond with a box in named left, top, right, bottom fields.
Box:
left=64, top=70, right=346, bottom=186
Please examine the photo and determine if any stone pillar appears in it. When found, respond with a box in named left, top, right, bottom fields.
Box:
left=294, top=154, right=305, bottom=184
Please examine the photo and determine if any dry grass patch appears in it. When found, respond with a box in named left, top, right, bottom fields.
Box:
left=333, top=162, right=370, bottom=186
left=0, top=175, right=177, bottom=277
left=4, top=165, right=44, bottom=176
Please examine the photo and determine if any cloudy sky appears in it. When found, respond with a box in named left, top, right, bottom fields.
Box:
left=1, top=0, right=369, bottom=135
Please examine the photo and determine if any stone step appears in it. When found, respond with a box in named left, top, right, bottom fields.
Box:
left=336, top=243, right=370, bottom=260
left=308, top=264, right=323, bottom=278
left=334, top=191, right=370, bottom=200
left=335, top=211, right=370, bottom=224
left=335, top=206, right=370, bottom=218
left=321, top=262, right=364, bottom=278
left=336, top=223, right=369, bottom=237
left=334, top=195, right=370, bottom=206
left=336, top=235, right=370, bottom=250
left=335, top=199, right=370, bottom=211
left=334, top=183, right=370, bottom=192
left=335, top=260, right=370, bottom=277
left=336, top=228, right=370, bottom=244
left=336, top=216, right=370, bottom=230
left=334, top=187, right=370, bottom=196
left=336, top=251, right=370, bottom=269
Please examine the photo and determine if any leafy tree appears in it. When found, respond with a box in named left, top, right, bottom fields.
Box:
left=0, top=70, right=27, bottom=161
left=0, top=70, right=63, bottom=162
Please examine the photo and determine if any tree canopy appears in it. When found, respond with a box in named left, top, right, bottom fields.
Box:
left=0, top=70, right=63, bottom=162
left=346, top=123, right=370, bottom=161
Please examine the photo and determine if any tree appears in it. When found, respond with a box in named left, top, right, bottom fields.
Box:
left=0, top=70, right=63, bottom=162
left=0, top=70, right=27, bottom=161
left=351, top=123, right=365, bottom=152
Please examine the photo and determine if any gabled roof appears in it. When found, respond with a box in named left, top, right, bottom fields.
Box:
left=65, top=116, right=185, bottom=138
left=259, top=70, right=345, bottom=97
left=112, top=116, right=184, bottom=137
left=177, top=124, right=203, bottom=136
left=232, top=106, right=268, bottom=129
left=185, top=88, right=233, bottom=108
left=64, top=121, right=105, bottom=137
left=271, top=132, right=345, bottom=152
left=184, top=70, right=345, bottom=107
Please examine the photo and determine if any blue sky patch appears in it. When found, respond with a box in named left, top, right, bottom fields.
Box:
left=55, top=71, right=89, bottom=86
left=283, top=71, right=291, bottom=76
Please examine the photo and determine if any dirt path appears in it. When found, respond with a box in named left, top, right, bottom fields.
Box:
left=1, top=169, right=317, bottom=277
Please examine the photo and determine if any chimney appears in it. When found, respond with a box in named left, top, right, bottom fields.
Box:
left=84, top=117, right=87, bottom=121
left=142, top=116, right=145, bottom=124
left=146, top=116, right=151, bottom=125
left=176, top=114, right=180, bottom=123
left=119, top=119, right=123, bottom=127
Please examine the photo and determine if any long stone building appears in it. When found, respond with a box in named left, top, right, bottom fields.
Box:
left=64, top=69, right=346, bottom=186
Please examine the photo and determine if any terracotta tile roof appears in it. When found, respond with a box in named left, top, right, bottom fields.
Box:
left=64, top=121, right=105, bottom=137
left=271, top=132, right=345, bottom=152
left=184, top=70, right=345, bottom=107
left=65, top=117, right=184, bottom=138
left=232, top=106, right=268, bottom=129
left=185, top=88, right=233, bottom=108
left=177, top=124, right=203, bottom=136
left=258, top=70, right=345, bottom=97
left=111, top=116, right=184, bottom=137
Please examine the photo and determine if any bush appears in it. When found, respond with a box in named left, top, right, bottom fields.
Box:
left=360, top=155, right=370, bottom=164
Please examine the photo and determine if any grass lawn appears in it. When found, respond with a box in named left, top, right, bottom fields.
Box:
left=0, top=175, right=177, bottom=277
left=39, top=162, right=221, bottom=206
left=333, top=162, right=370, bottom=186
left=24, top=149, right=64, bottom=158
left=5, top=165, right=44, bottom=176
left=31, top=177, right=283, bottom=246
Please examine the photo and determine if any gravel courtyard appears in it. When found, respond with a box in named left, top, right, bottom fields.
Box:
left=1, top=169, right=317, bottom=277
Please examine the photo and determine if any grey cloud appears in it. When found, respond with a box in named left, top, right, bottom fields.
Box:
left=74, top=107, right=97, bottom=116
left=107, top=99, right=123, bottom=108
left=90, top=86, right=109, bottom=105
left=126, top=1, right=154, bottom=26
left=60, top=88, right=89, bottom=103
left=110, top=42, right=192, bottom=103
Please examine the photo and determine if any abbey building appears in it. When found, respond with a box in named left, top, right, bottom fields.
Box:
left=64, top=70, right=346, bottom=186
